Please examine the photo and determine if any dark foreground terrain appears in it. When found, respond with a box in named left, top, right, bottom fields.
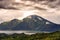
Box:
left=0, top=31, right=60, bottom=40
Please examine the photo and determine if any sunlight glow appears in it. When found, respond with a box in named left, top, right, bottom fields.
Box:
left=17, top=10, right=37, bottom=20
left=15, top=0, right=21, bottom=3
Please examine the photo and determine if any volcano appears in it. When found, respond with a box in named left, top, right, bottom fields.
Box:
left=0, top=15, right=60, bottom=32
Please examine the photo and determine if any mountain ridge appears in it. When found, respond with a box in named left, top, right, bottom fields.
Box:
left=0, top=15, right=60, bottom=32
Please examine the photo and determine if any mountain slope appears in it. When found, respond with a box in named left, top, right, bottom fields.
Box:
left=0, top=19, right=21, bottom=30
left=13, top=15, right=60, bottom=32
left=0, top=15, right=60, bottom=32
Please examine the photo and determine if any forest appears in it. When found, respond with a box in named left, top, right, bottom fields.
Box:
left=0, top=31, right=60, bottom=40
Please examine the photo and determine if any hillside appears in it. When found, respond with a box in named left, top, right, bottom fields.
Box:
left=0, top=31, right=60, bottom=40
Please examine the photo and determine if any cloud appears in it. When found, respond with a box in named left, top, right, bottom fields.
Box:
left=0, top=0, right=60, bottom=24
left=0, top=8, right=60, bottom=24
left=0, top=9, right=23, bottom=22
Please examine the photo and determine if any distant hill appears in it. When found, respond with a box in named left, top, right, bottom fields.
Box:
left=0, top=15, right=60, bottom=32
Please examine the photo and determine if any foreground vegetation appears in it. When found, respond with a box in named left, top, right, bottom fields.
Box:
left=0, top=31, right=60, bottom=40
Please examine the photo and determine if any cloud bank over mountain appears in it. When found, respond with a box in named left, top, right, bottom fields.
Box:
left=0, top=0, right=60, bottom=24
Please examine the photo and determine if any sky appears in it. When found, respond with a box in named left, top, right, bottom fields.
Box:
left=0, top=0, right=60, bottom=24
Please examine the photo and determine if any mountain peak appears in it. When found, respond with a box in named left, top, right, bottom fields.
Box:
left=10, top=19, right=20, bottom=22
left=25, top=15, right=43, bottom=19
left=0, top=15, right=60, bottom=32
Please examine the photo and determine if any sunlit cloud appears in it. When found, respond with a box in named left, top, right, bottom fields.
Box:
left=0, top=0, right=60, bottom=24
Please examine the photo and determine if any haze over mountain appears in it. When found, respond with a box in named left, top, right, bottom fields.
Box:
left=0, top=0, right=60, bottom=24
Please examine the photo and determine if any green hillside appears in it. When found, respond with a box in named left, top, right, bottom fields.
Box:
left=0, top=31, right=60, bottom=40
